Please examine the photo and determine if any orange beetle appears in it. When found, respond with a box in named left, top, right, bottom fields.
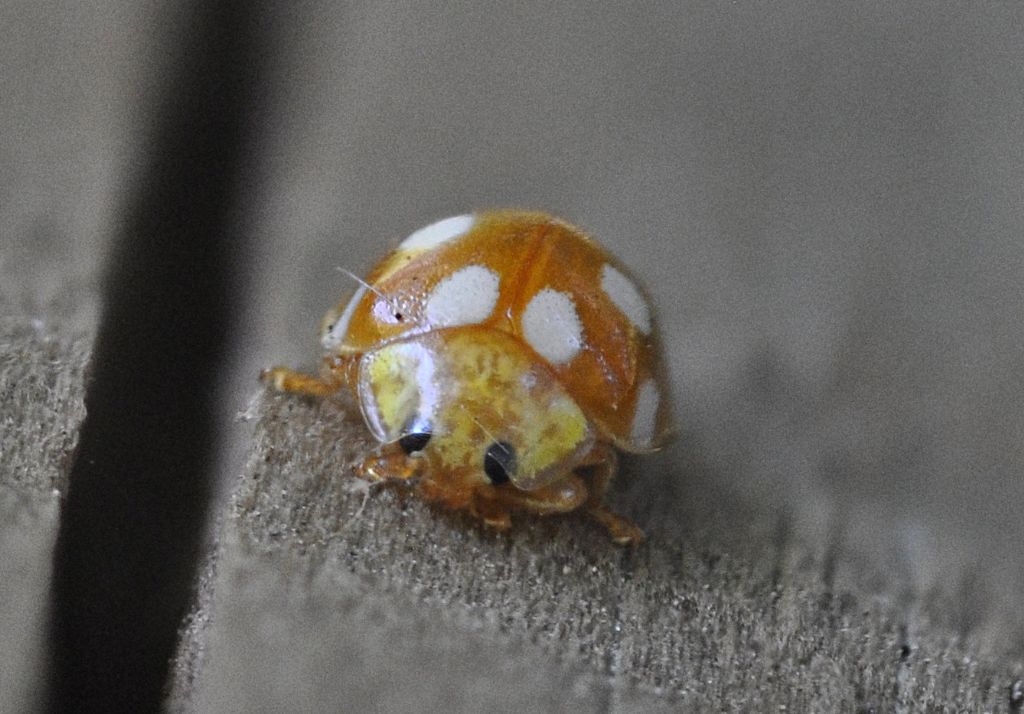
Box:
left=263, top=210, right=673, bottom=544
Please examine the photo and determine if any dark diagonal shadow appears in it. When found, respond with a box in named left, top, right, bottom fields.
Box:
left=46, top=2, right=270, bottom=711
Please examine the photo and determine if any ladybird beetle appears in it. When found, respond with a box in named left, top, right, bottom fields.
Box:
left=262, top=210, right=673, bottom=544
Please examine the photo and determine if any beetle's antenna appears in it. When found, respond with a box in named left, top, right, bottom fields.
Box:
left=336, top=266, right=404, bottom=319
left=336, top=267, right=389, bottom=303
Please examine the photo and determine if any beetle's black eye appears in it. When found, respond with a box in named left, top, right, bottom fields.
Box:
left=399, top=431, right=431, bottom=455
left=483, top=441, right=515, bottom=485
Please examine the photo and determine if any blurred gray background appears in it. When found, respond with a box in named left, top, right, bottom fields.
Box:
left=3, top=0, right=1024, bottom=710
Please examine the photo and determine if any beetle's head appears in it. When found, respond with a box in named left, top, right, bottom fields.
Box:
left=357, top=328, right=594, bottom=494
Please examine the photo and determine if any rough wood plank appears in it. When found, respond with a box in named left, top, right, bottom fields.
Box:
left=171, top=390, right=1023, bottom=712
left=183, top=532, right=682, bottom=713
left=0, top=321, right=90, bottom=713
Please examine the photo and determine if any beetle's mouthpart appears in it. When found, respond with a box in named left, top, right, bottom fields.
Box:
left=357, top=446, right=422, bottom=483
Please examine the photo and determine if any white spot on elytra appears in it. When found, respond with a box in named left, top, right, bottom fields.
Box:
left=521, top=288, right=584, bottom=365
left=400, top=214, right=475, bottom=251
left=322, top=284, right=367, bottom=349
left=425, top=264, right=500, bottom=327
left=631, top=380, right=660, bottom=446
left=601, top=264, right=651, bottom=334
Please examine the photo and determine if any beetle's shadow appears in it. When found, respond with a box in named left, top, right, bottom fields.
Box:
left=611, top=434, right=756, bottom=549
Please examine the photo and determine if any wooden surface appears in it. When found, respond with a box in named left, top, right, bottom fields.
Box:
left=3, top=1, right=1024, bottom=711
left=165, top=390, right=1021, bottom=712
left=3, top=325, right=1017, bottom=711
left=0, top=323, right=89, bottom=713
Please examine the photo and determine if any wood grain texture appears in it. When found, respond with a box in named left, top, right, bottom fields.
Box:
left=0, top=321, right=90, bottom=713
left=169, top=389, right=1023, bottom=712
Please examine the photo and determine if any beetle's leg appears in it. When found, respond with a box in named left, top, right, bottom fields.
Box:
left=261, top=354, right=357, bottom=398
left=357, top=442, right=421, bottom=483
left=469, top=478, right=585, bottom=533
left=260, top=366, right=341, bottom=397
left=487, top=474, right=588, bottom=515
left=576, top=443, right=644, bottom=546
left=587, top=507, right=644, bottom=546
left=470, top=497, right=513, bottom=531
left=456, top=475, right=588, bottom=533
